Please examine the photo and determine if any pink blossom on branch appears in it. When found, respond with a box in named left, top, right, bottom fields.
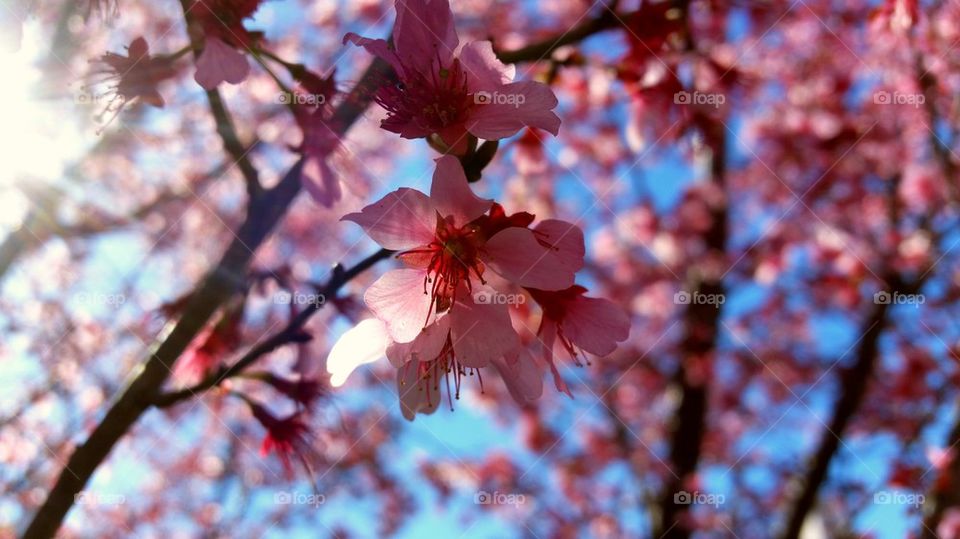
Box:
left=342, top=155, right=579, bottom=343
left=323, top=157, right=628, bottom=419
left=87, top=37, right=178, bottom=125
left=92, top=37, right=172, bottom=107
left=528, top=285, right=631, bottom=396
left=191, top=0, right=264, bottom=90
left=343, top=0, right=561, bottom=153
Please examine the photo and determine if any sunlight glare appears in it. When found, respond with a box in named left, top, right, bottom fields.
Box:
left=0, top=28, right=87, bottom=228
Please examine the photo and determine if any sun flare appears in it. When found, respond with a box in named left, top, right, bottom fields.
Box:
left=0, top=31, right=87, bottom=227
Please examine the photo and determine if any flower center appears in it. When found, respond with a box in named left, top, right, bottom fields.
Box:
left=401, top=218, right=486, bottom=319
left=377, top=58, right=474, bottom=134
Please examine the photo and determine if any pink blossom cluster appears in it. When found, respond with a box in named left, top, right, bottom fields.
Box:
left=84, top=0, right=629, bottom=423
left=320, top=0, right=629, bottom=420
left=327, top=155, right=629, bottom=419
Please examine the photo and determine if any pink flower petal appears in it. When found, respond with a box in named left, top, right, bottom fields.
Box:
left=342, top=187, right=437, bottom=250
left=364, top=269, right=433, bottom=343
left=563, top=296, right=631, bottom=356
left=326, top=318, right=390, bottom=387
left=430, top=155, right=492, bottom=226
left=483, top=227, right=576, bottom=290
left=449, top=289, right=519, bottom=368
left=492, top=348, right=543, bottom=404
left=468, top=80, right=561, bottom=140
left=397, top=365, right=441, bottom=421
left=460, top=40, right=515, bottom=90
left=342, top=33, right=404, bottom=74
left=534, top=219, right=585, bottom=273
left=386, top=315, right=450, bottom=367
left=194, top=36, right=250, bottom=90
left=394, top=0, right=458, bottom=72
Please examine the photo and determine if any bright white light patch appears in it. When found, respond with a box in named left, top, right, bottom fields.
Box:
left=0, top=24, right=88, bottom=228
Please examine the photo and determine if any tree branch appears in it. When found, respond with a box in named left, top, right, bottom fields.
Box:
left=655, top=119, right=728, bottom=539
left=153, top=248, right=394, bottom=408
left=495, top=6, right=622, bottom=65
left=778, top=297, right=891, bottom=538
left=778, top=272, right=932, bottom=538
left=781, top=54, right=954, bottom=539
left=920, top=400, right=960, bottom=538
left=20, top=53, right=393, bottom=539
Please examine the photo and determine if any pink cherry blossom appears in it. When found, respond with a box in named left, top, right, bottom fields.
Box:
left=249, top=402, right=313, bottom=477
left=88, top=37, right=178, bottom=126
left=343, top=0, right=561, bottom=152
left=529, top=285, right=631, bottom=395
left=343, top=155, right=580, bottom=343
left=194, top=36, right=251, bottom=90
left=191, top=0, right=263, bottom=90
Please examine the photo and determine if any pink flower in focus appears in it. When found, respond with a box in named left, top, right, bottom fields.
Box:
left=529, top=285, right=631, bottom=395
left=343, top=0, right=561, bottom=153
left=192, top=0, right=264, bottom=90
left=329, top=156, right=582, bottom=418
left=342, top=155, right=580, bottom=344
